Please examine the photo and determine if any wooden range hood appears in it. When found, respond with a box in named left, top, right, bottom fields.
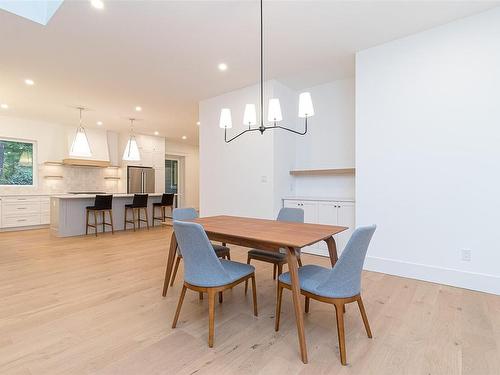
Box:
left=62, top=159, right=111, bottom=168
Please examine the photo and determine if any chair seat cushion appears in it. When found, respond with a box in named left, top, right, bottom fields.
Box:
left=248, top=248, right=286, bottom=261
left=278, top=265, right=335, bottom=297
left=189, top=260, right=254, bottom=287
left=125, top=204, right=147, bottom=208
left=212, top=244, right=230, bottom=256
left=153, top=202, right=172, bottom=206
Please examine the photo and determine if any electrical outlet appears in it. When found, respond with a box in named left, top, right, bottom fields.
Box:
left=461, top=249, right=472, bottom=262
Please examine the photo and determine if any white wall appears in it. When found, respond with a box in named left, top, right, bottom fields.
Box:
left=356, top=8, right=500, bottom=294
left=294, top=79, right=355, bottom=198
left=165, top=140, right=199, bottom=209
left=199, top=82, right=277, bottom=219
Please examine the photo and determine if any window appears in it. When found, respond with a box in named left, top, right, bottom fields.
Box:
left=165, top=159, right=178, bottom=194
left=0, top=138, right=35, bottom=186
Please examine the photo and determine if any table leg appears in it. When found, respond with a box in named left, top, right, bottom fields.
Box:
left=162, top=232, right=178, bottom=297
left=325, top=236, right=338, bottom=267
left=286, top=246, right=308, bottom=364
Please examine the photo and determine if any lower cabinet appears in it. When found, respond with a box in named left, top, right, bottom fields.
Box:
left=0, top=196, right=51, bottom=229
left=283, top=198, right=355, bottom=257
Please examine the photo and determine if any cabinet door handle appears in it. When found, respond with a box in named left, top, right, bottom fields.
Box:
left=17, top=207, right=27, bottom=210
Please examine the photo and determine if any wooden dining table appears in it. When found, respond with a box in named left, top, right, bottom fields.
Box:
left=161, top=215, right=347, bottom=364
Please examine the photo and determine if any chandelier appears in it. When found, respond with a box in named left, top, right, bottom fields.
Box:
left=219, top=0, right=314, bottom=143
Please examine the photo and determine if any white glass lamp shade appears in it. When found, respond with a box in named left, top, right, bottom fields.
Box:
left=298, top=92, right=314, bottom=118
left=122, top=136, right=141, bottom=161
left=267, top=98, right=282, bottom=122
left=69, top=127, right=92, bottom=157
left=219, top=108, right=233, bottom=129
left=243, top=104, right=257, bottom=126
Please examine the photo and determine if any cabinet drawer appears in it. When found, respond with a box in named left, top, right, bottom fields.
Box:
left=2, top=196, right=41, bottom=203
left=2, top=214, right=41, bottom=228
left=2, top=202, right=40, bottom=215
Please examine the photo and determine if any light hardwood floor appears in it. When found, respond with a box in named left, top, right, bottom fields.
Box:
left=0, top=228, right=499, bottom=374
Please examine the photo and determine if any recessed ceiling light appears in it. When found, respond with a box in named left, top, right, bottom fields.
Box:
left=196, top=121, right=200, bottom=126
left=24, top=79, right=35, bottom=86
left=90, top=0, right=104, bottom=9
left=218, top=63, right=228, bottom=71
left=181, top=135, right=187, bottom=140
left=1, top=104, right=8, bottom=109
left=135, top=106, right=142, bottom=112
left=154, top=131, right=159, bottom=136
left=97, top=121, right=103, bottom=126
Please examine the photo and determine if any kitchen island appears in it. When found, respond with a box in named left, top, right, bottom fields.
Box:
left=50, top=193, right=165, bottom=237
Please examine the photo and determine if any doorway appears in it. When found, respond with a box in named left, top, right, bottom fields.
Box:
left=165, top=155, right=185, bottom=207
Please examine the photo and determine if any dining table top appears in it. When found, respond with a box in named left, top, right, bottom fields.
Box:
left=189, top=215, right=347, bottom=249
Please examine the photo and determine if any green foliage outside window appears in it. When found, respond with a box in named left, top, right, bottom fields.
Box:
left=0, top=139, right=34, bottom=185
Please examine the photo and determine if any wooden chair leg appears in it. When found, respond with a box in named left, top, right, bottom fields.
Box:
left=172, top=284, right=187, bottom=328
left=251, top=275, right=258, bottom=316
left=132, top=208, right=136, bottom=231
left=273, top=264, right=277, bottom=280
left=208, top=289, right=216, bottom=347
left=298, top=256, right=303, bottom=267
left=244, top=255, right=251, bottom=295
left=334, top=302, right=347, bottom=365
left=357, top=296, right=372, bottom=338
left=170, top=255, right=181, bottom=287
left=226, top=252, right=231, bottom=260
left=123, top=208, right=127, bottom=230
left=305, top=297, right=310, bottom=313
left=93, top=210, right=98, bottom=237
left=144, top=207, right=149, bottom=230
left=218, top=291, right=223, bottom=304
left=199, top=292, right=203, bottom=300
left=102, top=211, right=106, bottom=233
left=275, top=282, right=283, bottom=331
left=109, top=210, right=114, bottom=234
left=85, top=209, right=89, bottom=235
left=277, top=263, right=283, bottom=277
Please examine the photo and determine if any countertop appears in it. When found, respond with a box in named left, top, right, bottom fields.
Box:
left=283, top=195, right=355, bottom=202
left=52, top=193, right=164, bottom=199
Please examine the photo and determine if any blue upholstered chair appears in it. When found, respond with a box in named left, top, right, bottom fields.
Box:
left=169, top=208, right=231, bottom=288
left=275, top=225, right=376, bottom=365
left=244, top=207, right=304, bottom=293
left=171, top=220, right=258, bottom=348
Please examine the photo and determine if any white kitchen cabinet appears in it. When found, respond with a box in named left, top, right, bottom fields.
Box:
left=283, top=198, right=355, bottom=257
left=0, top=195, right=51, bottom=230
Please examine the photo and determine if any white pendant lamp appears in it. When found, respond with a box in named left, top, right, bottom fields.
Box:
left=69, top=107, right=92, bottom=157
left=220, top=0, right=314, bottom=143
left=219, top=108, right=233, bottom=129
left=122, top=118, right=141, bottom=161
left=243, top=104, right=257, bottom=127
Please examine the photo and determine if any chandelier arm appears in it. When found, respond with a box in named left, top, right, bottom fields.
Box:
left=272, top=117, right=308, bottom=135
left=225, top=126, right=262, bottom=143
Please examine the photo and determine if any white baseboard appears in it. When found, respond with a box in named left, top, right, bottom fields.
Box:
left=364, top=255, right=500, bottom=296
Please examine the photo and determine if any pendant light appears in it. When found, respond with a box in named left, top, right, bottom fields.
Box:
left=69, top=107, right=92, bottom=157
left=220, top=0, right=314, bottom=143
left=122, top=118, right=141, bottom=161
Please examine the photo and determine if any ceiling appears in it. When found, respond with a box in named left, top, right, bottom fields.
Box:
left=0, top=0, right=498, bottom=145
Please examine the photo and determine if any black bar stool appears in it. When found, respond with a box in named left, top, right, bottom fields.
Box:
left=124, top=194, right=149, bottom=231
left=86, top=195, right=114, bottom=236
left=152, top=193, right=175, bottom=226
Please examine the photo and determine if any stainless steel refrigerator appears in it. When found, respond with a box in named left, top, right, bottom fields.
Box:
left=127, top=166, right=155, bottom=194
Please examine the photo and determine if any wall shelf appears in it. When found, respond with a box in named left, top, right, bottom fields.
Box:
left=104, top=176, right=120, bottom=180
left=44, top=175, right=63, bottom=179
left=43, top=161, right=63, bottom=166
left=289, top=168, right=355, bottom=176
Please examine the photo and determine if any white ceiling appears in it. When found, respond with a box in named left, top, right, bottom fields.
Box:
left=0, top=0, right=498, bottom=145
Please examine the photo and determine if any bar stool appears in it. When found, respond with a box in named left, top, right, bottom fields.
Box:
left=152, top=193, right=175, bottom=226
left=124, top=194, right=149, bottom=231
left=86, top=195, right=114, bottom=236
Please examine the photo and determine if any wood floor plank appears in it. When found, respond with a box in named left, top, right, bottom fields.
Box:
left=0, top=228, right=498, bottom=374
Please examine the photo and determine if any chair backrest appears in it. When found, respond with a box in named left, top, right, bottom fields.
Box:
left=173, top=220, right=232, bottom=286
left=316, top=225, right=376, bottom=298
left=94, top=195, right=113, bottom=210
left=132, top=194, right=148, bottom=207
left=277, top=207, right=304, bottom=223
left=162, top=193, right=175, bottom=206
left=172, top=207, right=198, bottom=221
